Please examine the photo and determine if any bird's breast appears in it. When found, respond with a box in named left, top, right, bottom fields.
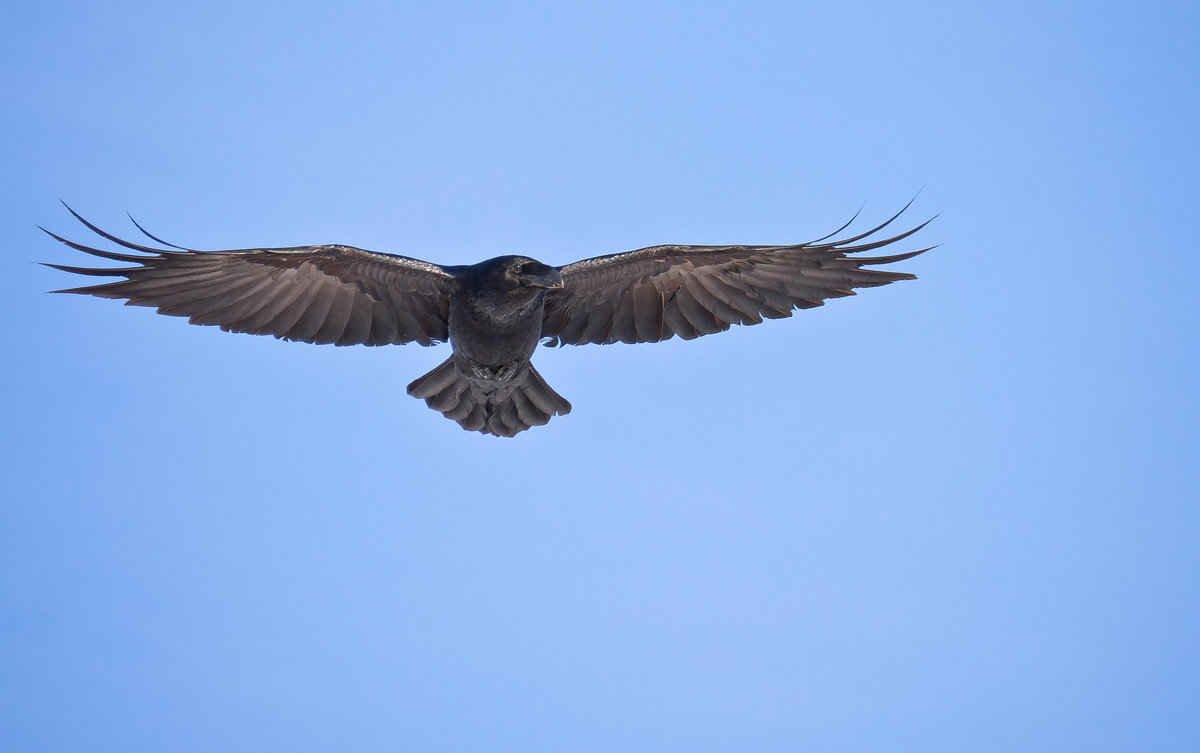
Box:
left=447, top=295, right=544, bottom=368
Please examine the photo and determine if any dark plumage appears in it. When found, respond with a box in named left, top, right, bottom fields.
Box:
left=43, top=202, right=935, bottom=436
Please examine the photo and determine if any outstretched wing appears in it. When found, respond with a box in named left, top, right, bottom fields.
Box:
left=43, top=205, right=455, bottom=346
left=540, top=205, right=935, bottom=346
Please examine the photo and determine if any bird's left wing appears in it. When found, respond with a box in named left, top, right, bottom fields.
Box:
left=43, top=207, right=455, bottom=346
left=541, top=207, right=935, bottom=346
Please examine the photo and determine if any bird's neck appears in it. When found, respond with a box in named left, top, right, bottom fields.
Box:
left=461, top=288, right=545, bottom=327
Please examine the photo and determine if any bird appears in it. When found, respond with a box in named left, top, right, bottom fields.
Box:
left=43, top=202, right=934, bottom=437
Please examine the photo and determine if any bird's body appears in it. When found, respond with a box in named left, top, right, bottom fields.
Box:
left=43, top=204, right=934, bottom=436
left=446, top=256, right=558, bottom=378
left=412, top=255, right=572, bottom=436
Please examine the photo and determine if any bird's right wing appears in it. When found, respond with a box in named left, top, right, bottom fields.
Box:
left=43, top=206, right=455, bottom=346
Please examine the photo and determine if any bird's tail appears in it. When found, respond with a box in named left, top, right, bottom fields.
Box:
left=406, top=357, right=572, bottom=437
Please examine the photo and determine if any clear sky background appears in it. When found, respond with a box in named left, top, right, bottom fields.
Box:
left=2, top=1, right=1197, bottom=751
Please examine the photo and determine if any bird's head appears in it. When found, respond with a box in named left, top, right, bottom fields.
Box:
left=456, top=256, right=565, bottom=318
left=491, top=256, right=564, bottom=291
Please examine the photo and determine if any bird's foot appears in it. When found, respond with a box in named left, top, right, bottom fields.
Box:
left=471, top=362, right=519, bottom=381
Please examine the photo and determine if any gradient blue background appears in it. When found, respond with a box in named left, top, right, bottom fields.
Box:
left=3, top=1, right=1197, bottom=750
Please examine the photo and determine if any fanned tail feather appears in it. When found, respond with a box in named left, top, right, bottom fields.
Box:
left=406, top=358, right=571, bottom=437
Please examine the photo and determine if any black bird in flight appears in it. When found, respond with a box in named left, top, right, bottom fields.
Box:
left=43, top=203, right=934, bottom=437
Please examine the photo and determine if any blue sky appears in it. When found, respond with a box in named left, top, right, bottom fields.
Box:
left=2, top=1, right=1198, bottom=751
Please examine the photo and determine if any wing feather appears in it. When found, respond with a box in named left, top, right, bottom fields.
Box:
left=240, top=273, right=319, bottom=336
left=694, top=272, right=762, bottom=324
left=201, top=276, right=286, bottom=328
left=189, top=276, right=281, bottom=325
left=661, top=291, right=697, bottom=340
left=337, top=292, right=375, bottom=346
left=365, top=300, right=399, bottom=346
left=681, top=275, right=731, bottom=331
left=631, top=283, right=664, bottom=343
left=542, top=208, right=934, bottom=346
left=311, top=283, right=355, bottom=344
left=583, top=299, right=616, bottom=344
left=283, top=280, right=338, bottom=342
left=43, top=208, right=454, bottom=347
left=685, top=274, right=741, bottom=327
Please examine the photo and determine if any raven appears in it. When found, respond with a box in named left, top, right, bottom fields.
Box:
left=43, top=203, right=933, bottom=437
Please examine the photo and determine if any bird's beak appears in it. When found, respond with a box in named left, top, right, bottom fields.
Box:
left=522, top=264, right=564, bottom=289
